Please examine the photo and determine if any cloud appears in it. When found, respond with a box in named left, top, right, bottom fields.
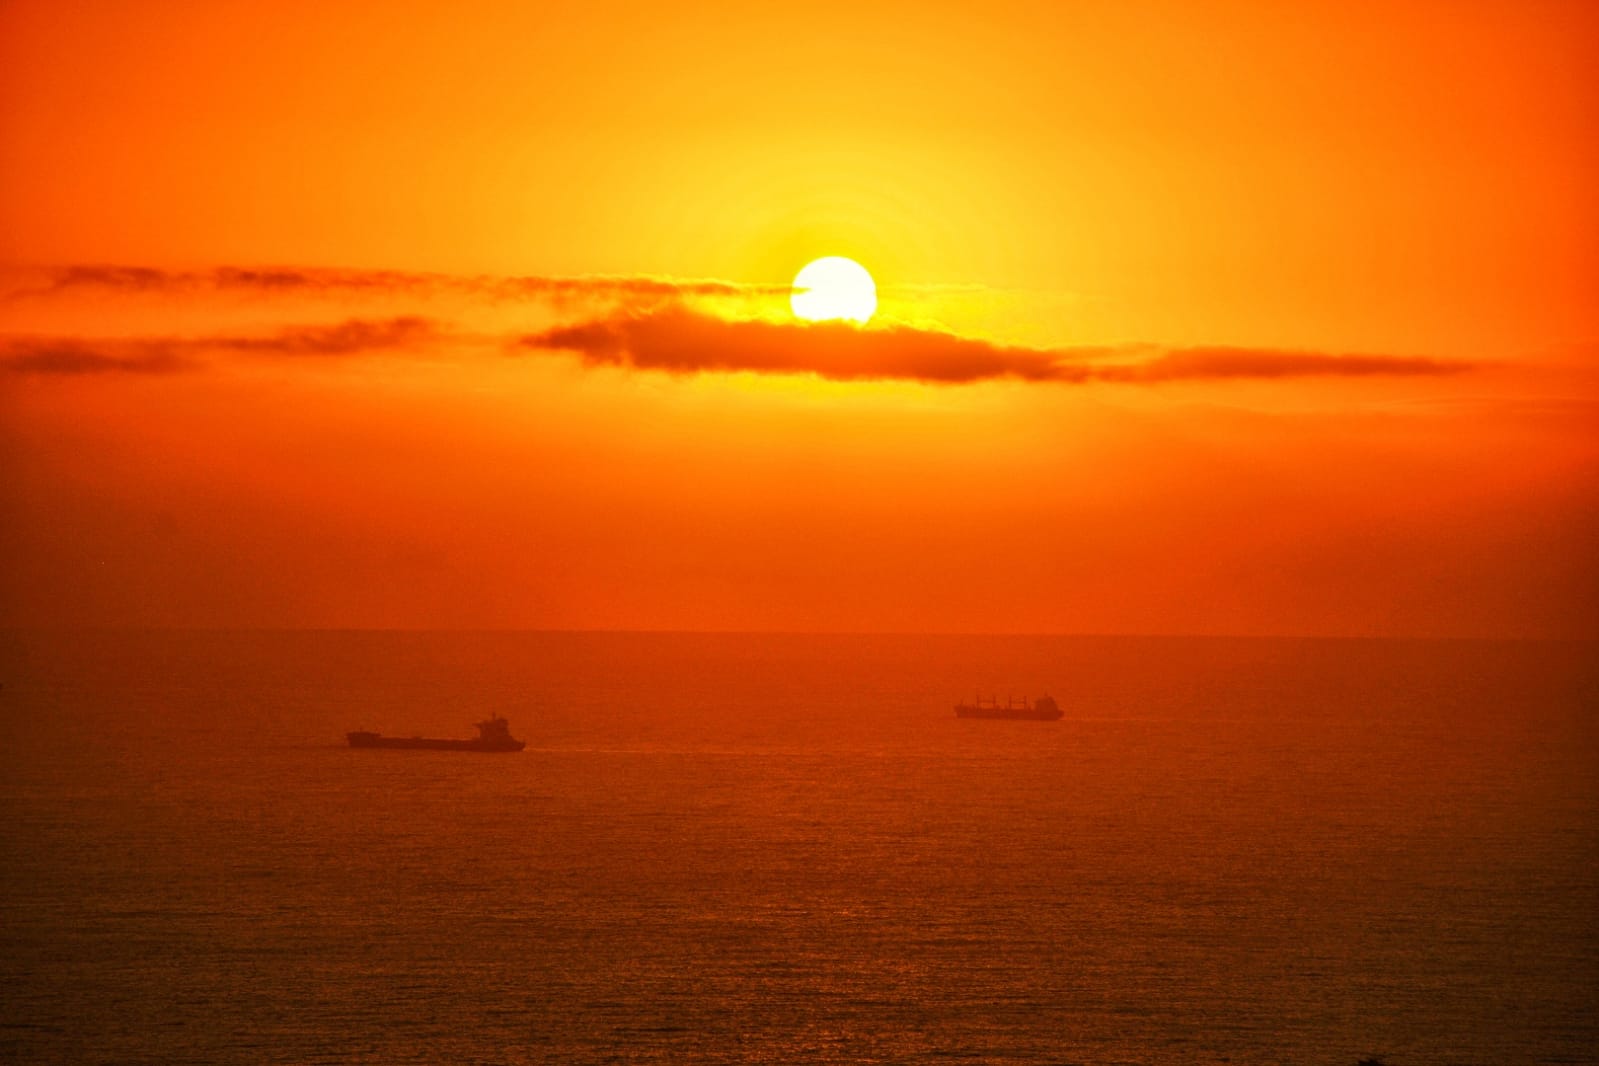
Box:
left=4, top=307, right=1476, bottom=387
left=2, top=280, right=1477, bottom=387
left=9, top=264, right=788, bottom=304
left=1120, top=346, right=1471, bottom=382
left=518, top=306, right=1475, bottom=386
left=213, top=316, right=440, bottom=356
left=0, top=339, right=193, bottom=375
left=1, top=316, right=445, bottom=374
left=526, top=308, right=1083, bottom=383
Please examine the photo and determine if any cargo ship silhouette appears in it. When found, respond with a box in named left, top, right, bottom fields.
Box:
left=346, top=714, right=526, bottom=752
left=954, top=694, right=1062, bottom=721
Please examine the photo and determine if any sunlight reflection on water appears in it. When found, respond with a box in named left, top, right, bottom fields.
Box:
left=1, top=632, right=1595, bottom=1064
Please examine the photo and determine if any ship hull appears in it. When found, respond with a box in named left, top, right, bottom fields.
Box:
left=954, top=706, right=1062, bottom=721
left=346, top=732, right=525, bottom=752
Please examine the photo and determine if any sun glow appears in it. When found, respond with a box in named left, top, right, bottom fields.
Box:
left=791, top=257, right=877, bottom=324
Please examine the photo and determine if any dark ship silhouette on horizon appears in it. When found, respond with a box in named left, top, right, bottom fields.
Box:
left=954, top=694, right=1062, bottom=721
left=347, top=714, right=526, bottom=752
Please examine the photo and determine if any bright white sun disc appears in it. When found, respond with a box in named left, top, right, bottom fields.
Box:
left=791, top=257, right=876, bottom=324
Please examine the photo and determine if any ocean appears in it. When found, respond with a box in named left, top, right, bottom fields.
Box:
left=1, top=631, right=1595, bottom=1065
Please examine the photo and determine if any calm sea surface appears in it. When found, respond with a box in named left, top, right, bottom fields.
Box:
left=1, top=631, right=1595, bottom=1065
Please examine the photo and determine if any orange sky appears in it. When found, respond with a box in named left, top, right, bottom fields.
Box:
left=2, top=0, right=1595, bottom=637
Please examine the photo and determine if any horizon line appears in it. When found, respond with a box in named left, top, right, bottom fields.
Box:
left=1, top=625, right=1590, bottom=644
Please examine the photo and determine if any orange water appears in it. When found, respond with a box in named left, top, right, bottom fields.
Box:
left=2, top=631, right=1595, bottom=1064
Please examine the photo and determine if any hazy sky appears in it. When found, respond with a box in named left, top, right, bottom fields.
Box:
left=2, top=0, right=1595, bottom=636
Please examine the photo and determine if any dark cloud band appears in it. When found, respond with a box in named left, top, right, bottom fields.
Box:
left=2, top=264, right=1475, bottom=385
left=3, top=308, right=1472, bottom=385
left=519, top=307, right=1473, bottom=386
left=8, top=264, right=788, bottom=302
left=0, top=317, right=443, bottom=374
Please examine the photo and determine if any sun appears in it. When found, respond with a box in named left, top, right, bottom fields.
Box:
left=791, top=256, right=877, bottom=324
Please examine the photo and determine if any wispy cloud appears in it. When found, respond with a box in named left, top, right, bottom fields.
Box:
left=3, top=266, right=1478, bottom=386
left=518, top=306, right=1474, bottom=386
left=1124, top=347, right=1474, bottom=382
left=7, top=264, right=789, bottom=304
left=525, top=308, right=1081, bottom=383
left=1, top=317, right=444, bottom=374
left=213, top=316, right=440, bottom=356
left=0, top=339, right=194, bottom=375
left=4, top=307, right=1475, bottom=386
